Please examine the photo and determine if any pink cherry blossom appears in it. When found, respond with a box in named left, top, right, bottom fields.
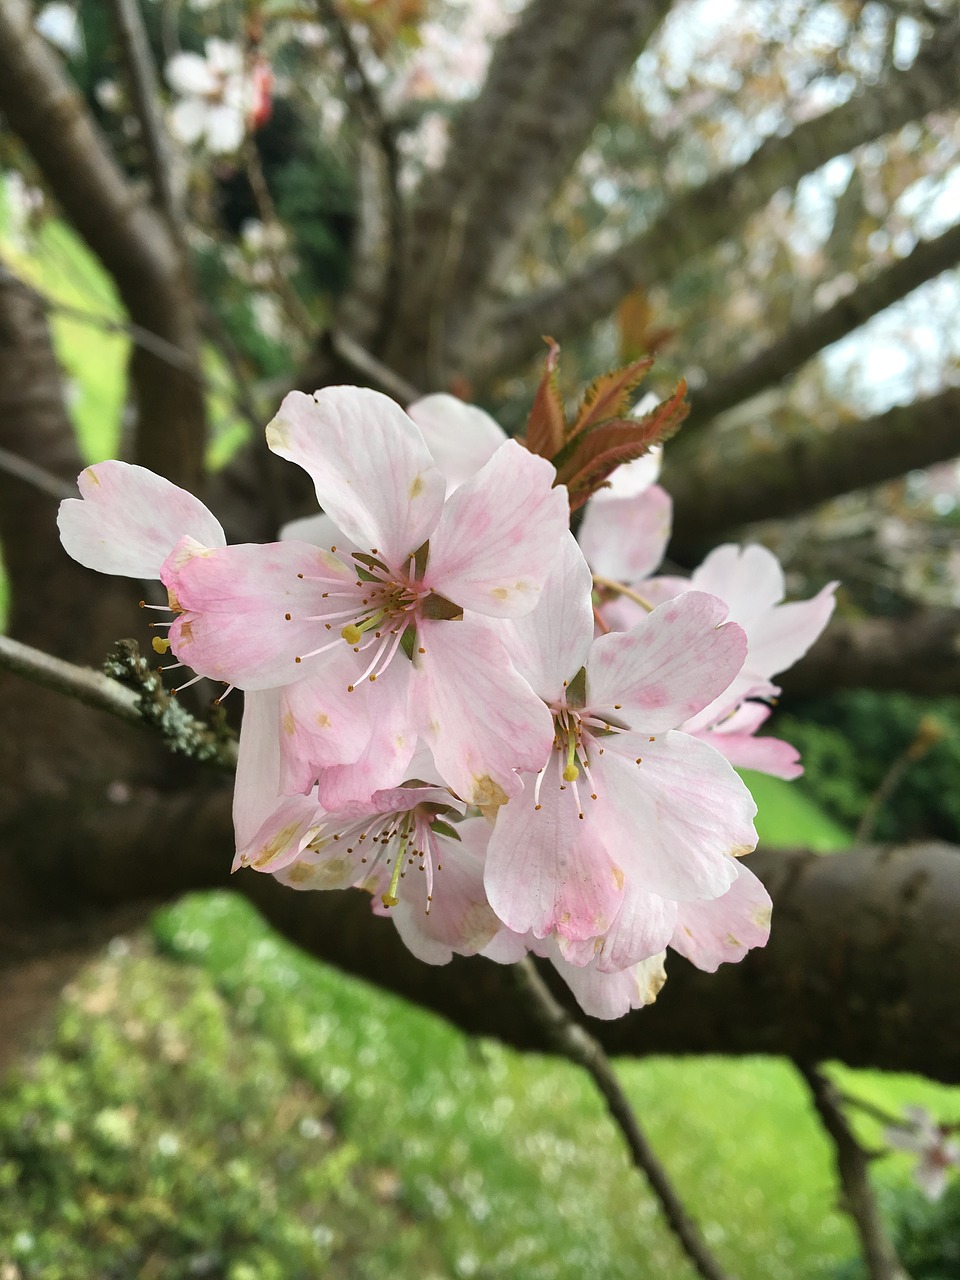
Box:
left=885, top=1106, right=960, bottom=1200
left=484, top=533, right=758, bottom=954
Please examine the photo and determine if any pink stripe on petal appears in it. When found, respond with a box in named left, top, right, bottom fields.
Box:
left=425, top=441, right=570, bottom=618
left=163, top=537, right=354, bottom=690
left=586, top=591, right=747, bottom=733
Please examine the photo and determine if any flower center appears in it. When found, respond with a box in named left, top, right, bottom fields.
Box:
left=308, top=801, right=450, bottom=912
left=291, top=548, right=429, bottom=689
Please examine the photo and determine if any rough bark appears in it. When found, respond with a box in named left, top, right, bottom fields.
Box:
left=781, top=608, right=960, bottom=698
left=684, top=218, right=960, bottom=433
left=0, top=0, right=205, bottom=490
left=388, top=0, right=674, bottom=384
left=665, top=385, right=960, bottom=558
left=481, top=19, right=960, bottom=381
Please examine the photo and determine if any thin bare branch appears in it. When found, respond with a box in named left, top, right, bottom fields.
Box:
left=313, top=0, right=403, bottom=349
left=666, top=385, right=960, bottom=557
left=329, top=329, right=420, bottom=402
left=482, top=19, right=960, bottom=381
left=797, top=1063, right=911, bottom=1280
left=512, top=957, right=732, bottom=1280
left=0, top=263, right=195, bottom=371
left=108, top=0, right=184, bottom=231
left=686, top=218, right=960, bottom=432
left=0, top=634, right=238, bottom=769
left=0, top=445, right=74, bottom=502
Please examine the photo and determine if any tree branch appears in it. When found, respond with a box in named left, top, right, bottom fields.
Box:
left=481, top=19, right=960, bottom=380
left=798, top=1063, right=911, bottom=1280
left=781, top=608, right=960, bottom=698
left=392, top=0, right=674, bottom=383
left=108, top=0, right=183, bottom=232
left=0, top=635, right=238, bottom=769
left=314, top=0, right=403, bottom=351
left=665, top=385, right=960, bottom=558
left=685, top=218, right=960, bottom=432
left=513, top=957, right=732, bottom=1280
left=5, top=631, right=960, bottom=1085
left=0, top=0, right=205, bottom=489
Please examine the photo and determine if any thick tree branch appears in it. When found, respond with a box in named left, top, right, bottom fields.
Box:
left=0, top=0, right=205, bottom=489
left=665, top=385, right=960, bottom=558
left=5, top=631, right=960, bottom=1087
left=798, top=1063, right=911, bottom=1280
left=0, top=265, right=85, bottom=640
left=392, top=0, right=673, bottom=383
left=482, top=20, right=960, bottom=380
left=781, top=608, right=960, bottom=698
left=685, top=219, right=960, bottom=432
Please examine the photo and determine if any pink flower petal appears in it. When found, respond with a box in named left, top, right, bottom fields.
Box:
left=424, top=440, right=569, bottom=617
left=232, top=688, right=283, bottom=854
left=406, top=394, right=507, bottom=492
left=411, top=615, right=555, bottom=806
left=502, top=532, right=594, bottom=702
left=384, top=817, right=501, bottom=964
left=548, top=945, right=667, bottom=1020
left=578, top=484, right=672, bottom=583
left=586, top=592, right=747, bottom=733
left=485, top=770, right=625, bottom=942
left=163, top=537, right=355, bottom=689
left=744, top=582, right=838, bottom=680
left=235, top=793, right=324, bottom=874
left=266, top=387, right=445, bottom=567
left=58, top=461, right=225, bottom=579
left=691, top=543, right=785, bottom=622
left=590, top=732, right=756, bottom=900
left=592, top=883, right=678, bottom=973
left=669, top=861, right=771, bottom=970
left=277, top=647, right=385, bottom=794
left=697, top=724, right=803, bottom=780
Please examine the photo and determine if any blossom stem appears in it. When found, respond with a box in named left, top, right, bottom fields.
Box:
left=511, top=957, right=733, bottom=1280
left=591, top=574, right=656, bottom=612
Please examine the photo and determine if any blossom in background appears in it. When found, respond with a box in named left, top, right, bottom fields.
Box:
left=165, top=39, right=273, bottom=154
left=885, top=1106, right=960, bottom=1200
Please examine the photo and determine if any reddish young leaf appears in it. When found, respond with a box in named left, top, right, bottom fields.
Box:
left=524, top=337, right=566, bottom=458
left=571, top=354, right=655, bottom=437
left=557, top=381, right=689, bottom=510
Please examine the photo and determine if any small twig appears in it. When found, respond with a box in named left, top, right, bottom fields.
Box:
left=592, top=574, right=656, bottom=612
left=838, top=1091, right=914, bottom=1132
left=329, top=328, right=420, bottom=403
left=242, top=138, right=315, bottom=344
left=0, top=445, right=75, bottom=501
left=0, top=264, right=195, bottom=371
left=109, top=0, right=184, bottom=232
left=313, top=0, right=403, bottom=348
left=512, top=957, right=733, bottom=1280
left=0, top=634, right=237, bottom=770
left=797, top=1062, right=912, bottom=1280
left=856, top=717, right=945, bottom=842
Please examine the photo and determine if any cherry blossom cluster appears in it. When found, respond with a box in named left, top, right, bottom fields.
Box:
left=58, top=387, right=835, bottom=1019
